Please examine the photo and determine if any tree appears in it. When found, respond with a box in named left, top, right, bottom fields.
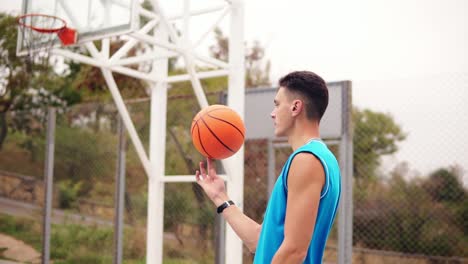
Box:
left=210, top=28, right=271, bottom=88
left=354, top=168, right=467, bottom=257
left=71, top=40, right=149, bottom=101
left=423, top=166, right=468, bottom=246
left=353, top=107, right=406, bottom=186
left=0, top=13, right=78, bottom=153
left=423, top=166, right=466, bottom=203
left=0, top=14, right=31, bottom=149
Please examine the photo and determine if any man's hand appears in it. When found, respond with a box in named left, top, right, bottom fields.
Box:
left=195, top=158, right=262, bottom=252
left=195, top=158, right=229, bottom=207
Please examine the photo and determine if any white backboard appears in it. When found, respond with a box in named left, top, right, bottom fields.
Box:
left=244, top=81, right=352, bottom=140
left=17, top=0, right=138, bottom=55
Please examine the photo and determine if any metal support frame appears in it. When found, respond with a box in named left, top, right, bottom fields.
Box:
left=267, top=139, right=275, bottom=196
left=114, top=117, right=126, bottom=264
left=338, top=82, right=353, bottom=264
left=49, top=1, right=246, bottom=263
left=146, top=17, right=168, bottom=262
left=42, top=107, right=56, bottom=264
left=225, top=1, right=245, bottom=263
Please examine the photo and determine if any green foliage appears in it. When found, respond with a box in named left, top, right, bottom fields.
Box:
left=209, top=28, right=271, bottom=88
left=69, top=39, right=148, bottom=102
left=164, top=184, right=195, bottom=230
left=0, top=13, right=81, bottom=151
left=354, top=166, right=468, bottom=257
left=353, top=107, right=406, bottom=186
left=424, top=167, right=466, bottom=203
left=53, top=124, right=116, bottom=193
left=0, top=213, right=216, bottom=262
left=0, top=14, right=29, bottom=102
left=54, top=255, right=112, bottom=264
left=0, top=213, right=42, bottom=250
left=127, top=192, right=148, bottom=223
left=58, top=180, right=83, bottom=209
left=458, top=201, right=468, bottom=236
left=50, top=223, right=113, bottom=260
left=0, top=13, right=34, bottom=149
left=71, top=64, right=147, bottom=102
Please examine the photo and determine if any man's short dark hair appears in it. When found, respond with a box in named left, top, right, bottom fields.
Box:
left=278, top=71, right=329, bottom=121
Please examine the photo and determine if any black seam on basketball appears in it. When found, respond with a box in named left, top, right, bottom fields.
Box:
left=206, top=114, right=244, bottom=138
left=191, top=120, right=197, bottom=135
left=196, top=123, right=213, bottom=158
left=191, top=108, right=224, bottom=135
left=200, top=116, right=235, bottom=153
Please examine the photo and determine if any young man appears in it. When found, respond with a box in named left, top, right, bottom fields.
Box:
left=195, top=71, right=341, bottom=263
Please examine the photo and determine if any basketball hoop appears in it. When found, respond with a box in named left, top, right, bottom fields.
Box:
left=17, top=14, right=77, bottom=72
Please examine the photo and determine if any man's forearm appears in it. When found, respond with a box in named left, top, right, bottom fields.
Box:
left=221, top=204, right=262, bottom=252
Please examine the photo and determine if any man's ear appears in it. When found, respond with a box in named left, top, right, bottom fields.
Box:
left=291, top=99, right=303, bottom=116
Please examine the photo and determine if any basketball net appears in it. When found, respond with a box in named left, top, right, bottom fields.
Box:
left=17, top=14, right=77, bottom=73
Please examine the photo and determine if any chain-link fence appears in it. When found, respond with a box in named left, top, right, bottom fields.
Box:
left=351, top=73, right=468, bottom=264
left=0, top=107, right=48, bottom=264
left=0, top=76, right=467, bottom=263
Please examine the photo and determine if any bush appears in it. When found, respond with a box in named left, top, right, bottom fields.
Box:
left=58, top=180, right=82, bottom=209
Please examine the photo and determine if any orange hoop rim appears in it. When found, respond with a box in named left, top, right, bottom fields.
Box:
left=17, top=13, right=67, bottom=33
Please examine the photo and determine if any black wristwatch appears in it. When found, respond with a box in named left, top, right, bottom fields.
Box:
left=217, top=200, right=234, bottom=214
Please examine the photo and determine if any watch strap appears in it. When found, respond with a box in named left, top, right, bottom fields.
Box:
left=216, top=200, right=234, bottom=214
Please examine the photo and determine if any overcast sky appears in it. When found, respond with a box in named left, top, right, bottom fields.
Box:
left=2, top=0, right=467, bottom=182
left=243, top=0, right=467, bottom=181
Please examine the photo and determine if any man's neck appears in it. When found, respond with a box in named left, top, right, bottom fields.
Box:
left=287, top=122, right=320, bottom=151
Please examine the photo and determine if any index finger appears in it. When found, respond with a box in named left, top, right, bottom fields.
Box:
left=206, top=158, right=212, bottom=170
left=199, top=161, right=207, bottom=176
left=207, top=158, right=218, bottom=177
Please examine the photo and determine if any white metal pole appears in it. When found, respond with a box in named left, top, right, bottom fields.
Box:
left=53, top=48, right=230, bottom=85
left=166, top=70, right=229, bottom=83
left=180, top=0, right=209, bottom=109
left=146, top=13, right=169, bottom=264
left=110, top=51, right=178, bottom=66
left=82, top=42, right=152, bottom=177
left=146, top=83, right=167, bottom=264
left=102, top=38, right=110, bottom=58
left=225, top=1, right=245, bottom=264
left=129, top=32, right=229, bottom=69
left=109, top=18, right=160, bottom=63
left=148, top=0, right=210, bottom=110
left=100, top=69, right=152, bottom=176
left=193, top=6, right=231, bottom=49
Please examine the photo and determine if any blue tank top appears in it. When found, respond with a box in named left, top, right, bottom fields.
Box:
left=253, top=139, right=341, bottom=264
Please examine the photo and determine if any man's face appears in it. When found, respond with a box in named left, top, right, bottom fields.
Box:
left=270, top=87, right=294, bottom=137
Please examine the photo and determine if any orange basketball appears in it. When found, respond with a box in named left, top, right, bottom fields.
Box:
left=191, top=104, right=245, bottom=160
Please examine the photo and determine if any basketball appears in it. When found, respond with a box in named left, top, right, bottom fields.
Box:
left=191, top=104, right=245, bottom=160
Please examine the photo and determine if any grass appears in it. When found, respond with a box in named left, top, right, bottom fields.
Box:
left=0, top=136, right=44, bottom=178
left=0, top=213, right=43, bottom=250
left=0, top=213, right=213, bottom=263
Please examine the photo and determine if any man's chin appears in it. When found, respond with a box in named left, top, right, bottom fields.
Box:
left=274, top=130, right=284, bottom=138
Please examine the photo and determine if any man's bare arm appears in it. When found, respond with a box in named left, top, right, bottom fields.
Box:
left=218, top=202, right=262, bottom=252
left=196, top=159, right=262, bottom=252
left=271, top=153, right=325, bottom=263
